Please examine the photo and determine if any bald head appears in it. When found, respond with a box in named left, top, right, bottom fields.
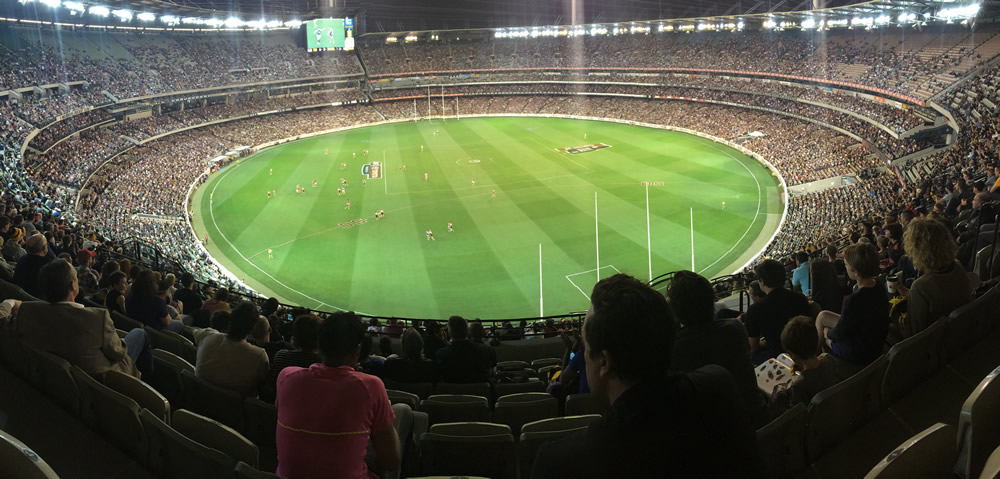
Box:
left=25, top=234, right=47, bottom=256
left=974, top=192, right=991, bottom=210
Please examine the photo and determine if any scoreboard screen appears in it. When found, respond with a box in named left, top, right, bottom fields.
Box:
left=306, top=18, right=354, bottom=52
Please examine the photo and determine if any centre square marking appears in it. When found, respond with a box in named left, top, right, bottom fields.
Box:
left=556, top=143, right=612, bottom=154
left=456, top=157, right=494, bottom=166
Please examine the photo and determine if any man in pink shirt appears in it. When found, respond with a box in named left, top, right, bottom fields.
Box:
left=276, top=312, right=401, bottom=479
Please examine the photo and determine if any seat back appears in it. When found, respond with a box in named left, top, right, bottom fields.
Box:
left=147, top=349, right=193, bottom=410
left=495, top=380, right=547, bottom=398
left=24, top=345, right=78, bottom=415
left=496, top=360, right=530, bottom=371
left=145, top=326, right=185, bottom=358
left=565, top=392, right=607, bottom=416
left=161, top=329, right=197, bottom=364
left=518, top=415, right=600, bottom=479
left=494, top=393, right=559, bottom=437
left=180, top=369, right=245, bottom=432
left=429, top=422, right=511, bottom=436
left=104, top=369, right=171, bottom=423
left=434, top=382, right=492, bottom=400
left=944, top=285, right=1000, bottom=362
left=882, top=318, right=948, bottom=406
left=806, top=355, right=888, bottom=462
left=140, top=409, right=234, bottom=479
left=381, top=380, right=434, bottom=400
left=957, top=365, right=1000, bottom=479
left=864, top=423, right=956, bottom=479
left=2, top=338, right=39, bottom=387
left=530, top=358, right=561, bottom=369
left=387, top=389, right=420, bottom=410
left=243, top=397, right=278, bottom=474
left=0, top=428, right=60, bottom=479
left=418, top=395, right=491, bottom=426
left=235, top=461, right=282, bottom=479
left=980, top=443, right=1000, bottom=479
left=756, top=404, right=808, bottom=479
left=173, top=409, right=259, bottom=470
left=110, top=311, right=143, bottom=332
left=420, top=432, right=516, bottom=479
left=69, top=365, right=143, bottom=457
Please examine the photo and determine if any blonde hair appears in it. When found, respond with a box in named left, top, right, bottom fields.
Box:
left=903, top=218, right=956, bottom=272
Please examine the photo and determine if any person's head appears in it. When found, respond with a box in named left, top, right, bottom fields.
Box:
left=825, top=244, right=837, bottom=260
left=400, top=327, right=425, bottom=361
left=75, top=249, right=95, bottom=267
left=795, top=251, right=809, bottom=266
left=318, top=312, right=366, bottom=367
left=180, top=272, right=195, bottom=288
left=210, top=310, right=231, bottom=333
left=108, top=271, right=128, bottom=293
left=885, top=223, right=903, bottom=242
left=251, top=315, right=271, bottom=344
left=447, top=315, right=469, bottom=341
left=378, top=336, right=393, bottom=356
left=0, top=216, right=9, bottom=231
left=157, top=279, right=172, bottom=298
left=38, top=259, right=77, bottom=303
left=903, top=218, right=957, bottom=273
left=119, top=259, right=132, bottom=278
left=9, top=227, right=22, bottom=244
left=469, top=320, right=485, bottom=341
left=755, top=259, right=786, bottom=293
left=262, top=297, right=280, bottom=316
left=584, top=274, right=674, bottom=402
left=101, top=260, right=120, bottom=279
left=973, top=192, right=991, bottom=210
left=748, top=280, right=764, bottom=303
left=25, top=234, right=46, bottom=256
left=291, top=314, right=322, bottom=352
left=842, top=243, right=880, bottom=281
left=214, top=288, right=230, bottom=302
left=164, top=273, right=176, bottom=288
left=898, top=209, right=914, bottom=227
left=667, top=270, right=715, bottom=327
left=131, top=269, right=158, bottom=297
left=780, top=315, right=820, bottom=364
left=228, top=302, right=257, bottom=341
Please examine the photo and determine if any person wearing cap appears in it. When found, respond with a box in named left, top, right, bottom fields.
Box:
left=13, top=234, right=52, bottom=298
left=76, top=249, right=101, bottom=297
left=2, top=227, right=26, bottom=263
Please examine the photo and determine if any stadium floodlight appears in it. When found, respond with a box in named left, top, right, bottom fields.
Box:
left=112, top=9, right=133, bottom=21
left=284, top=20, right=302, bottom=28
left=875, top=15, right=891, bottom=25
left=181, top=16, right=200, bottom=24
left=39, top=0, right=60, bottom=7
left=897, top=12, right=915, bottom=23
left=938, top=4, right=980, bottom=20
left=137, top=12, right=156, bottom=22
left=205, top=18, right=224, bottom=27
left=265, top=20, right=282, bottom=28
left=18, top=0, right=34, bottom=4
left=762, top=19, right=777, bottom=29
left=89, top=5, right=110, bottom=17
left=64, top=1, right=84, bottom=12
left=851, top=16, right=873, bottom=27
left=801, top=18, right=816, bottom=29
left=224, top=17, right=243, bottom=28
left=161, top=15, right=179, bottom=25
left=736, top=21, right=745, bottom=30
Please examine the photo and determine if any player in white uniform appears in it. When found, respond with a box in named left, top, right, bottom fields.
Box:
left=471, top=178, right=476, bottom=187
left=447, top=222, right=454, bottom=232
left=491, top=189, right=496, bottom=198
left=424, top=172, right=428, bottom=181
left=426, top=229, right=435, bottom=240
left=269, top=168, right=273, bottom=175
left=345, top=199, right=351, bottom=210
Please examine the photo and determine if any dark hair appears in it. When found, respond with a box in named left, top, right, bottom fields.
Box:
left=318, top=312, right=365, bottom=363
left=885, top=223, right=903, bottom=241
left=795, top=252, right=809, bottom=264
left=228, top=302, right=257, bottom=340
left=401, top=328, right=424, bottom=361
left=378, top=336, right=393, bottom=356
left=263, top=297, right=280, bottom=316
left=292, top=314, right=322, bottom=352
left=899, top=209, right=914, bottom=222
left=214, top=288, right=230, bottom=301
left=98, top=260, right=121, bottom=289
left=667, top=270, right=715, bottom=327
left=585, top=274, right=674, bottom=384
left=843, top=243, right=881, bottom=279
left=755, top=259, right=786, bottom=289
left=107, top=271, right=127, bottom=288
left=468, top=320, right=485, bottom=340
left=825, top=245, right=837, bottom=259
left=180, top=272, right=195, bottom=287
left=39, top=259, right=76, bottom=302
left=447, top=315, right=469, bottom=341
left=749, top=280, right=764, bottom=298
left=131, top=269, right=158, bottom=298
left=210, top=311, right=231, bottom=333
left=780, top=316, right=819, bottom=360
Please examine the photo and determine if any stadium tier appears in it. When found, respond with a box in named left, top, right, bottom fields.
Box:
left=1, top=4, right=1000, bottom=478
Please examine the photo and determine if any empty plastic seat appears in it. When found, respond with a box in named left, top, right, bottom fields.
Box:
left=70, top=365, right=143, bottom=457
left=180, top=369, right=245, bottom=433
left=235, top=461, right=282, bottom=479
left=956, top=365, right=1000, bottom=478
left=146, top=326, right=187, bottom=358
left=493, top=393, right=559, bottom=437
left=140, top=409, right=234, bottom=479
left=420, top=431, right=515, bottom=479
left=756, top=403, right=807, bottom=479
left=864, top=423, right=956, bottom=479
left=243, top=397, right=278, bottom=474
left=382, top=379, right=434, bottom=400
left=387, top=389, right=421, bottom=410
left=806, top=355, right=888, bottom=462
left=104, top=369, right=171, bottom=423
left=429, top=422, right=511, bottom=436
left=147, top=349, right=193, bottom=410
left=24, top=345, right=78, bottom=415
left=434, top=382, right=492, bottom=399
left=418, top=394, right=491, bottom=426
left=882, top=319, right=948, bottom=406
left=531, top=358, right=561, bottom=369
left=518, top=415, right=600, bottom=478
left=981, top=443, right=1000, bottom=479
left=944, top=286, right=1000, bottom=363
left=0, top=428, right=60, bottom=479
left=495, top=380, right=547, bottom=398
left=173, top=409, right=259, bottom=469
left=496, top=360, right=530, bottom=371
left=565, top=392, right=607, bottom=416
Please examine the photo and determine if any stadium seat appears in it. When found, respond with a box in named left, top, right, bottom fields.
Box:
left=243, top=397, right=278, bottom=473
left=806, top=355, right=888, bottom=462
left=518, top=415, right=600, bottom=479
left=69, top=365, right=143, bottom=457
left=434, top=382, right=492, bottom=400
left=387, top=389, right=421, bottom=409
left=944, top=285, right=1000, bottom=363
left=530, top=358, right=561, bottom=369
left=429, top=422, right=511, bottom=436
left=110, top=311, right=144, bottom=332
left=565, top=392, right=607, bottom=416
left=0, top=279, right=40, bottom=301
left=882, top=318, right=948, bottom=406
left=496, top=360, right=530, bottom=371
left=235, top=461, right=282, bottom=479
left=23, top=345, right=78, bottom=415
left=173, top=409, right=259, bottom=470
left=145, top=326, right=187, bottom=359
left=180, top=369, right=245, bottom=433
left=103, top=369, right=170, bottom=423
left=756, top=403, right=807, bottom=479
left=0, top=428, right=60, bottom=479
left=418, top=394, right=491, bottom=426
left=0, top=336, right=37, bottom=385
left=956, top=365, right=1000, bottom=478
left=382, top=379, right=434, bottom=400
left=864, top=423, right=956, bottom=479
left=140, top=409, right=234, bottom=479
left=536, top=365, right=557, bottom=382
left=493, top=392, right=559, bottom=437
left=494, top=379, right=547, bottom=398
left=420, top=431, right=515, bottom=479
left=147, top=349, right=193, bottom=410
left=981, top=444, right=1000, bottom=479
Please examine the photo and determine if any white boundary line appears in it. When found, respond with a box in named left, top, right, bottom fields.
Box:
left=538, top=243, right=543, bottom=317
left=566, top=264, right=620, bottom=299
left=690, top=208, right=696, bottom=270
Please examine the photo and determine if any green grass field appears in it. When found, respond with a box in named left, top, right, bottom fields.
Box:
left=191, top=117, right=782, bottom=319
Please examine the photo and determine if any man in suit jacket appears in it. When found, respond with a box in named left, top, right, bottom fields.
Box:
left=0, top=259, right=150, bottom=377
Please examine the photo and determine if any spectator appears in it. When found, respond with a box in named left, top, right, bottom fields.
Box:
left=382, top=327, right=437, bottom=384
left=275, top=312, right=401, bottom=479
left=558, top=329, right=588, bottom=394
left=75, top=249, right=100, bottom=297
left=532, top=274, right=763, bottom=478
left=791, top=252, right=811, bottom=296
left=173, top=272, right=204, bottom=316
left=0, top=259, right=150, bottom=377
left=896, top=218, right=973, bottom=338
left=378, top=336, right=394, bottom=358
left=815, top=243, right=889, bottom=369
left=668, top=270, right=767, bottom=427
left=261, top=314, right=323, bottom=403
left=422, top=321, right=447, bottom=360
left=744, top=259, right=811, bottom=364
left=13, top=234, right=51, bottom=298
left=103, top=270, right=128, bottom=316
left=434, top=316, right=493, bottom=383
left=3, top=227, right=25, bottom=263
left=126, top=269, right=184, bottom=333
left=810, top=260, right=844, bottom=314
left=251, top=314, right=293, bottom=364
left=468, top=320, right=497, bottom=369
left=767, top=316, right=839, bottom=418
left=201, top=287, right=232, bottom=320
left=193, top=302, right=269, bottom=396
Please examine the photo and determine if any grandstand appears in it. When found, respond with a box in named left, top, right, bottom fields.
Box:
left=1, top=0, right=1000, bottom=477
